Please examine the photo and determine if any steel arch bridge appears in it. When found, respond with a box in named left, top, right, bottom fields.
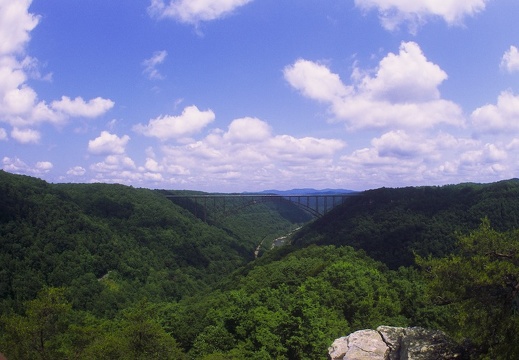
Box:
left=164, top=193, right=353, bottom=222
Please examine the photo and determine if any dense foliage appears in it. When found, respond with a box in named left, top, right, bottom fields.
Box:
left=294, top=180, right=519, bottom=268
left=0, top=172, right=249, bottom=316
left=418, top=219, right=519, bottom=359
left=1, top=171, right=519, bottom=358
left=162, top=191, right=312, bottom=255
left=164, top=245, right=431, bottom=359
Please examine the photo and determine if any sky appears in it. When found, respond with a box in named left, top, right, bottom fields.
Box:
left=1, top=0, right=519, bottom=192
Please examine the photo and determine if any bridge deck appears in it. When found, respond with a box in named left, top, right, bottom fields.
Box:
left=165, top=193, right=354, bottom=221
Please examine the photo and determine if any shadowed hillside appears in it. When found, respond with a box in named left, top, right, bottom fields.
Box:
left=293, top=180, right=519, bottom=268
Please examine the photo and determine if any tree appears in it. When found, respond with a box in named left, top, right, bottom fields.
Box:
left=0, top=287, right=71, bottom=360
left=418, top=219, right=519, bottom=359
left=120, top=299, right=186, bottom=360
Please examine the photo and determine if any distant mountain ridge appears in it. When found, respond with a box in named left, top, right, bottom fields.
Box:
left=252, top=188, right=357, bottom=195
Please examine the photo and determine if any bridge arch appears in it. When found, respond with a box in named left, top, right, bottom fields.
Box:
left=164, top=193, right=352, bottom=223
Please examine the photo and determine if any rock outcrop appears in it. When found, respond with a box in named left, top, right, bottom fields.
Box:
left=328, top=326, right=466, bottom=360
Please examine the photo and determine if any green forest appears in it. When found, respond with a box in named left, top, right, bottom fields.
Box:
left=1, top=170, right=519, bottom=359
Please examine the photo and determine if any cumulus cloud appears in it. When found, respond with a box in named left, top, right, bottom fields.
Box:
left=88, top=131, right=130, bottom=155
left=471, top=91, right=519, bottom=134
left=142, top=50, right=167, bottom=80
left=2, top=156, right=30, bottom=173
left=50, top=96, right=115, bottom=118
left=67, top=166, right=86, bottom=176
left=501, top=46, right=519, bottom=73
left=90, top=115, right=346, bottom=190
left=268, top=135, right=344, bottom=162
left=337, top=129, right=510, bottom=186
left=144, top=158, right=164, bottom=173
left=0, top=1, right=114, bottom=140
left=133, top=105, right=215, bottom=141
left=284, top=42, right=464, bottom=131
left=0, top=128, right=7, bottom=140
left=89, top=154, right=170, bottom=186
left=148, top=0, right=253, bottom=24
left=91, top=154, right=136, bottom=173
left=371, top=130, right=435, bottom=158
left=354, top=0, right=489, bottom=32
left=36, top=161, right=53, bottom=171
left=11, top=127, right=40, bottom=143
left=343, top=131, right=452, bottom=168
left=2, top=156, right=53, bottom=175
left=155, top=117, right=345, bottom=188
left=283, top=60, right=352, bottom=103
left=360, top=42, right=447, bottom=102
left=223, top=117, right=272, bottom=142
left=84, top=109, right=519, bottom=191
left=0, top=0, right=39, bottom=55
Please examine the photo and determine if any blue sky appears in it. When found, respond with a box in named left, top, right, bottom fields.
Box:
left=1, top=0, right=519, bottom=192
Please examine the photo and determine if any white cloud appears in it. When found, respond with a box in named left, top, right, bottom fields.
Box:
left=360, top=42, right=447, bottom=103
left=343, top=131, right=452, bottom=168
left=0, top=127, right=7, bottom=140
left=2, top=156, right=30, bottom=173
left=284, top=42, right=464, bottom=131
left=11, top=127, right=40, bottom=143
left=283, top=59, right=351, bottom=103
left=133, top=105, right=215, bottom=141
left=142, top=50, right=167, bottom=80
left=50, top=96, right=115, bottom=118
left=88, top=131, right=130, bottom=155
left=0, top=1, right=114, bottom=140
left=87, top=115, right=346, bottom=190
left=371, top=130, right=434, bottom=158
left=0, top=56, right=40, bottom=120
left=354, top=0, right=489, bottom=32
left=82, top=110, right=519, bottom=191
left=501, top=46, right=519, bottom=73
left=148, top=0, right=253, bottom=24
left=20, top=55, right=52, bottom=81
left=223, top=117, right=272, bottom=143
left=154, top=117, right=345, bottom=189
left=337, top=130, right=511, bottom=187
left=67, top=166, right=86, bottom=176
left=471, top=91, right=519, bottom=134
left=144, top=158, right=164, bottom=173
left=2, top=156, right=53, bottom=175
left=36, top=161, right=53, bottom=172
left=268, top=135, right=344, bottom=162
left=91, top=154, right=136, bottom=173
left=0, top=0, right=39, bottom=55
left=89, top=155, right=169, bottom=186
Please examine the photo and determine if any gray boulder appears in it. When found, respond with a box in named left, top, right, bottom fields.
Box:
left=329, top=329, right=389, bottom=360
left=329, top=326, right=466, bottom=360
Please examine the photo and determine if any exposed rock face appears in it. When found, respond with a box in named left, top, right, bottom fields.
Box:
left=329, top=326, right=466, bottom=360
left=328, top=329, right=389, bottom=360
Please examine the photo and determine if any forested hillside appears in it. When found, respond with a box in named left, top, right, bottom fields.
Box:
left=1, top=171, right=519, bottom=359
left=294, top=180, right=519, bottom=268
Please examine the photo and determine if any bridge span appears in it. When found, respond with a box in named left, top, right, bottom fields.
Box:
left=164, top=193, right=354, bottom=222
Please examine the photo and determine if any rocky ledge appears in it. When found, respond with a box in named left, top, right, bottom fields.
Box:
left=328, top=326, right=468, bottom=360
